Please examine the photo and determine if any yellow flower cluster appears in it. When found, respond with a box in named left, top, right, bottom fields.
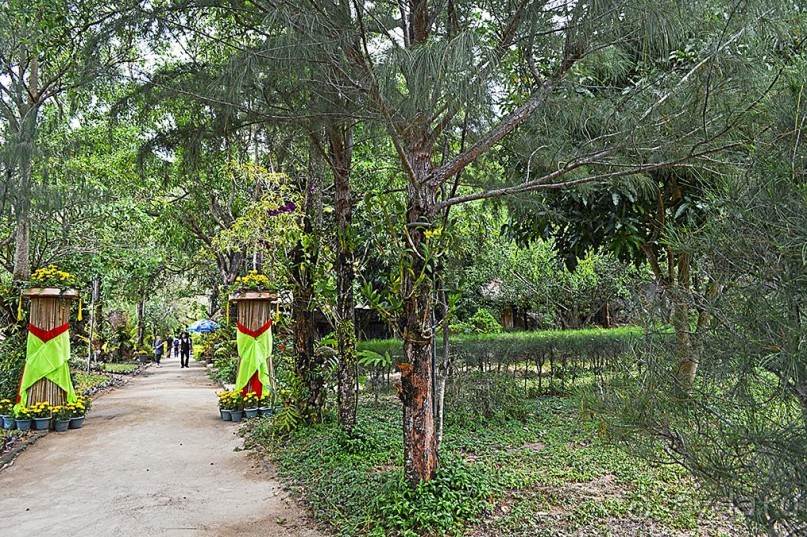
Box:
left=51, top=405, right=74, bottom=421
left=76, top=395, right=92, bottom=413
left=64, top=400, right=86, bottom=417
left=29, top=401, right=52, bottom=418
left=243, top=391, right=259, bottom=409
left=217, top=390, right=244, bottom=411
left=235, top=270, right=270, bottom=290
left=30, top=265, right=76, bottom=288
left=0, top=398, right=13, bottom=415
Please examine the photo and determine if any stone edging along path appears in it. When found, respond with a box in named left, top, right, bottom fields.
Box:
left=0, top=357, right=323, bottom=537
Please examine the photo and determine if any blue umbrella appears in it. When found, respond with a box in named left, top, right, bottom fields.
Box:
left=188, top=319, right=220, bottom=333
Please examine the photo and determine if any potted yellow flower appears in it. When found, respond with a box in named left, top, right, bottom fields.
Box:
left=217, top=391, right=233, bottom=421
left=216, top=390, right=244, bottom=422
left=243, top=391, right=259, bottom=419
left=52, top=405, right=72, bottom=432
left=27, top=265, right=78, bottom=294
left=30, top=402, right=52, bottom=431
left=14, top=406, right=33, bottom=431
left=69, top=396, right=91, bottom=429
left=228, top=391, right=245, bottom=422
left=0, top=398, right=14, bottom=430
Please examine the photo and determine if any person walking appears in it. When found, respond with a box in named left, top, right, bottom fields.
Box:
left=179, top=332, right=193, bottom=368
left=166, top=335, right=174, bottom=360
left=154, top=335, right=165, bottom=368
left=173, top=337, right=180, bottom=358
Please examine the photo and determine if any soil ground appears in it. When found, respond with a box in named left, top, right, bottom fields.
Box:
left=0, top=354, right=323, bottom=537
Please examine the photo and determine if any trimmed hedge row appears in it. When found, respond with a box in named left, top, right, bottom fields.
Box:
left=358, top=327, right=643, bottom=395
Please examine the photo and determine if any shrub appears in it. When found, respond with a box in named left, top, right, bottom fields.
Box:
left=369, top=456, right=494, bottom=536
left=0, top=328, right=25, bottom=399
left=211, top=356, right=238, bottom=384
left=444, top=371, right=531, bottom=427
left=451, top=307, right=503, bottom=335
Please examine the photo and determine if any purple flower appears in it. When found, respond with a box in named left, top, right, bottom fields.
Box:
left=287, top=202, right=297, bottom=212
left=309, top=184, right=316, bottom=192
left=268, top=209, right=278, bottom=216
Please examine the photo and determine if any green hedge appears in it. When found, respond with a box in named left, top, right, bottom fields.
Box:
left=358, top=327, right=642, bottom=395
left=359, top=327, right=639, bottom=361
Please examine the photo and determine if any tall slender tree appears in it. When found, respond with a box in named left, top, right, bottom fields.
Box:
left=0, top=0, right=137, bottom=281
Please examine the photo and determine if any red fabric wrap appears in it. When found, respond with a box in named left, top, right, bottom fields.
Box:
left=28, top=322, right=70, bottom=343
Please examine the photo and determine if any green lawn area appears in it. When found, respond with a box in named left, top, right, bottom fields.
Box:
left=243, top=393, right=739, bottom=536
left=101, top=363, right=140, bottom=374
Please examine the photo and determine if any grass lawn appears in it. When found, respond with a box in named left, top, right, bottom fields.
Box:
left=243, top=393, right=740, bottom=536
left=101, top=362, right=140, bottom=374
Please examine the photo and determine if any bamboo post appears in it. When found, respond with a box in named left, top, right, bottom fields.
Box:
left=21, top=288, right=80, bottom=406
left=230, top=291, right=277, bottom=399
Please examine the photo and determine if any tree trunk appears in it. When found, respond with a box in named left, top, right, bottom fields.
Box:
left=136, top=291, right=147, bottom=348
left=293, top=147, right=324, bottom=423
left=672, top=252, right=697, bottom=390
left=11, top=108, right=37, bottom=283
left=400, top=149, right=439, bottom=486
left=330, top=123, right=358, bottom=433
left=435, top=267, right=452, bottom=451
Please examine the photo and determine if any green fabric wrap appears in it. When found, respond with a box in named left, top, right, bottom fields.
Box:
left=15, top=327, right=77, bottom=411
left=235, top=323, right=272, bottom=393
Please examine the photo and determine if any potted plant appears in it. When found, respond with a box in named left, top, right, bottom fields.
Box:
left=217, top=391, right=233, bottom=421
left=27, top=264, right=78, bottom=293
left=231, top=270, right=273, bottom=295
left=14, top=406, right=32, bottom=431
left=52, top=405, right=72, bottom=432
left=68, top=396, right=90, bottom=429
left=0, top=399, right=15, bottom=430
left=228, top=391, right=245, bottom=422
left=30, top=402, right=52, bottom=431
left=258, top=393, right=274, bottom=417
left=243, top=391, right=260, bottom=419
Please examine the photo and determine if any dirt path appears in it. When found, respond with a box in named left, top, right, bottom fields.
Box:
left=0, top=355, right=323, bottom=537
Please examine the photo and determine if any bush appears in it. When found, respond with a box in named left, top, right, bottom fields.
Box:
left=211, top=356, right=238, bottom=384
left=369, top=456, right=494, bottom=536
left=451, top=307, right=502, bottom=335
left=445, top=371, right=531, bottom=427
left=0, top=328, right=25, bottom=399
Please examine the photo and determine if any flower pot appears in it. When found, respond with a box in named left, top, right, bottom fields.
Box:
left=32, top=417, right=51, bottom=431
left=220, top=409, right=232, bottom=421
left=229, top=410, right=244, bottom=422
left=244, top=408, right=259, bottom=419
left=15, top=418, right=32, bottom=431
left=69, top=416, right=85, bottom=429
left=53, top=420, right=70, bottom=432
left=258, top=407, right=274, bottom=417
left=1, top=415, right=15, bottom=430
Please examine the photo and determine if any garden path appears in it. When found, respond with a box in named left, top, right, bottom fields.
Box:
left=0, top=355, right=322, bottom=537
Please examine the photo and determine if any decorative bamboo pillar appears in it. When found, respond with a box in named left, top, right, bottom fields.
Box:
left=19, top=288, right=80, bottom=407
left=230, top=291, right=277, bottom=399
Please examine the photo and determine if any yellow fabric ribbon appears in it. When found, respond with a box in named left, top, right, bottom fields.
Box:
left=77, top=296, right=83, bottom=321
left=17, top=294, right=23, bottom=321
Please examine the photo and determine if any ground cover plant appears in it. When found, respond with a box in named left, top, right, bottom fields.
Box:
left=243, top=390, right=739, bottom=536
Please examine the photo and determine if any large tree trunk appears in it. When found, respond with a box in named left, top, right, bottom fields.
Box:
left=400, top=148, right=439, bottom=486
left=330, top=123, right=358, bottom=433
